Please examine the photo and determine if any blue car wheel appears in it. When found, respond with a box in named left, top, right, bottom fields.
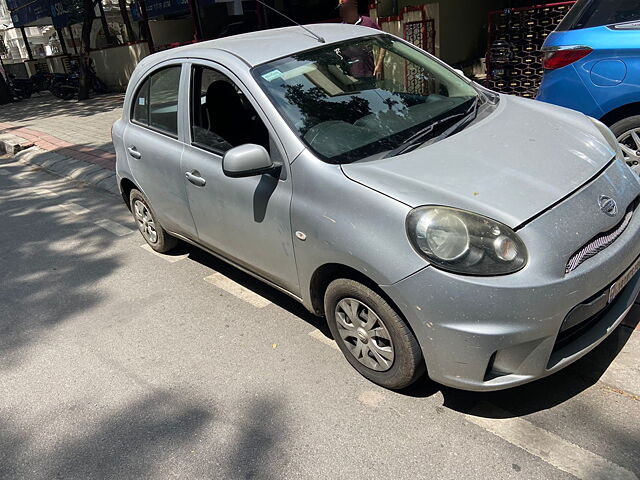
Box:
left=612, top=116, right=640, bottom=166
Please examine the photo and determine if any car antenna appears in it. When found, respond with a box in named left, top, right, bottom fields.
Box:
left=255, top=0, right=326, bottom=43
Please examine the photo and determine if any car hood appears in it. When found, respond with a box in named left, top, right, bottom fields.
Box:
left=341, top=96, right=616, bottom=228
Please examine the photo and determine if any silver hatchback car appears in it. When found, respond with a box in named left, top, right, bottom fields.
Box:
left=113, top=24, right=640, bottom=391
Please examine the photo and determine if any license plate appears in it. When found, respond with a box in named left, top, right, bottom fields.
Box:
left=609, top=256, right=640, bottom=304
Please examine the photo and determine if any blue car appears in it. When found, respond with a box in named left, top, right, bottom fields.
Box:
left=537, top=0, right=640, bottom=166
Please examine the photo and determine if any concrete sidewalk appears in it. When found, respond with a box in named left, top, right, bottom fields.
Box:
left=0, top=93, right=123, bottom=194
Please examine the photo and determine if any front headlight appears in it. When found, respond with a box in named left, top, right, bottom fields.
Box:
left=589, top=116, right=624, bottom=161
left=407, top=206, right=528, bottom=275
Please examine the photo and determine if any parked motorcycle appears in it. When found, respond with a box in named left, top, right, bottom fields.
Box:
left=30, top=71, right=54, bottom=93
left=50, top=62, right=108, bottom=100
left=6, top=73, right=33, bottom=100
left=50, top=71, right=78, bottom=100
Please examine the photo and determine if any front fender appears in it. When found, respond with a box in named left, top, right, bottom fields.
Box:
left=290, top=151, right=427, bottom=310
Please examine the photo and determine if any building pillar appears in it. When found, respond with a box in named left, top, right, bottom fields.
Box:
left=188, top=0, right=203, bottom=41
left=20, top=26, right=33, bottom=60
left=137, top=0, right=154, bottom=52
left=257, top=0, right=268, bottom=29
left=56, top=27, right=68, bottom=55
left=67, top=26, right=79, bottom=55
left=97, top=0, right=117, bottom=46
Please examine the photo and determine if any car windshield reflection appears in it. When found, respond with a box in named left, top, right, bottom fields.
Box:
left=253, top=35, right=480, bottom=163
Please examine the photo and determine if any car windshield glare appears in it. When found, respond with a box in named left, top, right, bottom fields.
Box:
left=253, top=35, right=479, bottom=164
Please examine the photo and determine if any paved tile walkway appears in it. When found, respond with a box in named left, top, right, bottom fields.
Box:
left=0, top=93, right=123, bottom=170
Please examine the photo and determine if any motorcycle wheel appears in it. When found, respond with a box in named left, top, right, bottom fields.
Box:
left=52, top=86, right=76, bottom=100
left=92, top=78, right=108, bottom=94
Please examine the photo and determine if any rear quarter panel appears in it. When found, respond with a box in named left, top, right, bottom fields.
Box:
left=540, top=26, right=640, bottom=118
left=112, top=117, right=130, bottom=195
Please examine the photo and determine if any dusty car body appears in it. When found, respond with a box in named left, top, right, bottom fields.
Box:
left=113, top=24, right=640, bottom=391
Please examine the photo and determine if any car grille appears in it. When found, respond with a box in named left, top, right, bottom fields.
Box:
left=565, top=200, right=637, bottom=274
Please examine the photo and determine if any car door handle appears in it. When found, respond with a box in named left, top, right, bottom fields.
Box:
left=127, top=146, right=142, bottom=159
left=185, top=170, right=206, bottom=187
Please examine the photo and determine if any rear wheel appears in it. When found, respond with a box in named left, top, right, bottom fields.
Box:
left=129, top=189, right=177, bottom=253
left=92, top=77, right=108, bottom=94
left=611, top=116, right=640, bottom=168
left=51, top=84, right=76, bottom=100
left=324, top=278, right=425, bottom=389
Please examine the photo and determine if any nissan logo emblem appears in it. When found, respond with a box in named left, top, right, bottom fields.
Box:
left=599, top=195, right=618, bottom=217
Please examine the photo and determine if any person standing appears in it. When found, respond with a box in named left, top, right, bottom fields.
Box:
left=338, top=0, right=386, bottom=81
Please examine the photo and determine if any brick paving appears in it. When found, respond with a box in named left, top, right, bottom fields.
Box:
left=0, top=93, right=123, bottom=170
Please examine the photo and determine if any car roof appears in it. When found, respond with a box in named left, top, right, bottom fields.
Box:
left=146, top=24, right=382, bottom=68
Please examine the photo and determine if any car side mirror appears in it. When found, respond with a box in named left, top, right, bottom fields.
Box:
left=222, top=144, right=278, bottom=178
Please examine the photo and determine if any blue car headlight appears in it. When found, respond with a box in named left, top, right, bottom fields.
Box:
left=407, top=206, right=528, bottom=275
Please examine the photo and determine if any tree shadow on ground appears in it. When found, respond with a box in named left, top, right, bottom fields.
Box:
left=182, top=243, right=329, bottom=335
left=166, top=234, right=640, bottom=472
left=1, top=92, right=124, bottom=122
left=0, top=160, right=120, bottom=366
left=0, top=391, right=290, bottom=479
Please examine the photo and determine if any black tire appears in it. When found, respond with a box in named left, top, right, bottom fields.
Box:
left=51, top=85, right=76, bottom=100
left=129, top=189, right=177, bottom=253
left=59, top=89, right=76, bottom=101
left=50, top=85, right=62, bottom=98
left=324, top=279, right=425, bottom=390
left=92, top=77, right=108, bottom=94
left=609, top=115, right=640, bottom=139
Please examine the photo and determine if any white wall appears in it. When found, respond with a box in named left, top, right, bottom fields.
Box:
left=90, top=41, right=150, bottom=91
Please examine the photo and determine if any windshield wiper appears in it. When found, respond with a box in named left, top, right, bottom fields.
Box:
left=423, top=98, right=481, bottom=148
left=383, top=98, right=479, bottom=159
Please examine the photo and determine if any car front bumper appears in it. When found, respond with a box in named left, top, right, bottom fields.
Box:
left=382, top=160, right=640, bottom=391
left=383, top=261, right=640, bottom=391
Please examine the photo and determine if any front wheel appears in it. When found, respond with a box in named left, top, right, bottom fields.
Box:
left=92, top=77, right=108, bottom=94
left=611, top=116, right=640, bottom=168
left=129, top=189, right=177, bottom=253
left=51, top=85, right=76, bottom=100
left=324, top=279, right=425, bottom=390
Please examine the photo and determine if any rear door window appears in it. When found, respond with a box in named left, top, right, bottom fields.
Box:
left=131, top=66, right=181, bottom=137
left=132, top=79, right=150, bottom=125
left=557, top=0, right=640, bottom=30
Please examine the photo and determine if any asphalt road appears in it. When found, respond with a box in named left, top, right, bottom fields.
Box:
left=1, top=156, right=639, bottom=480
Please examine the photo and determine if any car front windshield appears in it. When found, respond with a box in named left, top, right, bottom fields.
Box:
left=253, top=35, right=480, bottom=164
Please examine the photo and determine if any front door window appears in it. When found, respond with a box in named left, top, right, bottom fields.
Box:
left=181, top=64, right=298, bottom=293
left=190, top=66, right=270, bottom=153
